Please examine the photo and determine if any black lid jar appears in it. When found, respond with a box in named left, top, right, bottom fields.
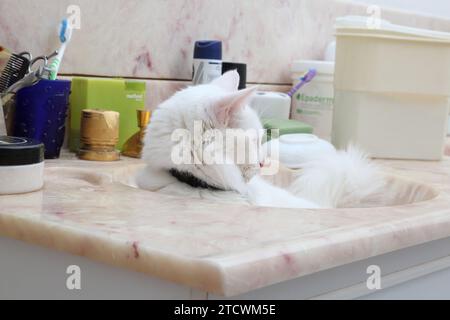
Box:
left=0, top=136, right=44, bottom=195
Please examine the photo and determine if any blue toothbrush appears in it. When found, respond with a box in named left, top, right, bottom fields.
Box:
left=48, top=19, right=73, bottom=80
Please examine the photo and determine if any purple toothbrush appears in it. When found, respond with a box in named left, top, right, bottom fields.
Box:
left=287, top=69, right=317, bottom=97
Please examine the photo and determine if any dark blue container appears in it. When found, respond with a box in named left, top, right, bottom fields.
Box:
left=14, top=79, right=71, bottom=159
left=194, top=41, right=222, bottom=60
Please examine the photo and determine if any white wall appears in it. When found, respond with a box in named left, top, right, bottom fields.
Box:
left=353, top=0, right=450, bottom=19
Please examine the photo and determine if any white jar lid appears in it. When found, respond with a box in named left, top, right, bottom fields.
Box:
left=292, top=60, right=335, bottom=75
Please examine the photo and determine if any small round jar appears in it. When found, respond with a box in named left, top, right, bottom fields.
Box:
left=0, top=136, right=45, bottom=195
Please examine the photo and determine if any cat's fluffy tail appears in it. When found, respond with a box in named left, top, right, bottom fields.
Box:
left=289, top=146, right=386, bottom=208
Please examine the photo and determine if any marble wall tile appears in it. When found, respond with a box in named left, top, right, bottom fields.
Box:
left=145, top=80, right=291, bottom=109
left=61, top=76, right=290, bottom=110
left=2, top=0, right=450, bottom=84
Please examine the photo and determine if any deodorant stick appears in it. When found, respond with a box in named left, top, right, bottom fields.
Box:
left=192, top=41, right=222, bottom=85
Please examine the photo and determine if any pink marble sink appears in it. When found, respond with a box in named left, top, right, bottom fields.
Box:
left=0, top=151, right=450, bottom=296
left=118, top=162, right=438, bottom=208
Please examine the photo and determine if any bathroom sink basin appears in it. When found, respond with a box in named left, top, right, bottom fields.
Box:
left=112, top=162, right=439, bottom=208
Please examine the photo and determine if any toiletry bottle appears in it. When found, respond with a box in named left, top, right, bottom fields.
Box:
left=291, top=60, right=334, bottom=142
left=192, top=41, right=222, bottom=85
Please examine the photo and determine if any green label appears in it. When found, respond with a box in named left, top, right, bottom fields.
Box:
left=296, top=109, right=320, bottom=115
left=296, top=93, right=334, bottom=106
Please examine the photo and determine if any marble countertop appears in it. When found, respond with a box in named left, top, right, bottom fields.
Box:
left=1, top=146, right=450, bottom=297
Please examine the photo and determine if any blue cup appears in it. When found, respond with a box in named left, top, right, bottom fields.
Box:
left=14, top=79, right=71, bottom=159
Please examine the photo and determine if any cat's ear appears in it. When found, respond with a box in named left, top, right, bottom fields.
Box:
left=211, top=70, right=240, bottom=92
left=214, top=86, right=258, bottom=126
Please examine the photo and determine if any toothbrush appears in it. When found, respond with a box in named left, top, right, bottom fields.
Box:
left=48, top=19, right=73, bottom=80
left=287, top=69, right=317, bottom=97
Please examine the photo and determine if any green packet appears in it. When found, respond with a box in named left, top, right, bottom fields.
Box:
left=262, top=118, right=313, bottom=140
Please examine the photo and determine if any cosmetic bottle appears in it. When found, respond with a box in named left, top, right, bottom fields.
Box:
left=192, top=41, right=222, bottom=85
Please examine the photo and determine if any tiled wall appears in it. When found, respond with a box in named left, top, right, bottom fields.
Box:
left=2, top=0, right=450, bottom=108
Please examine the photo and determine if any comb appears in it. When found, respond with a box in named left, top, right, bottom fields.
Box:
left=0, top=47, right=30, bottom=93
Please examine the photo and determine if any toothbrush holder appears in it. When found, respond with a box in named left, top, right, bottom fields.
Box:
left=13, top=79, right=71, bottom=159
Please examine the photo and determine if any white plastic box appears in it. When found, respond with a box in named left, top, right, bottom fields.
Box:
left=333, top=16, right=450, bottom=160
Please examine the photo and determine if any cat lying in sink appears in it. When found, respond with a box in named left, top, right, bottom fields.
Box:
left=137, top=71, right=386, bottom=209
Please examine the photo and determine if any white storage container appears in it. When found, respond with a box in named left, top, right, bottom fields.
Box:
left=250, top=91, right=291, bottom=120
left=333, top=16, right=450, bottom=160
left=291, top=60, right=335, bottom=141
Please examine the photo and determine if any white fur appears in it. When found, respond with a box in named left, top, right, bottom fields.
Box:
left=247, top=175, right=320, bottom=208
left=138, top=71, right=385, bottom=209
left=140, top=72, right=261, bottom=192
left=289, top=146, right=387, bottom=208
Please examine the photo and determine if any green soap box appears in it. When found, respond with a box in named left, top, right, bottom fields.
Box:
left=262, top=118, right=313, bottom=140
left=69, top=77, right=146, bottom=152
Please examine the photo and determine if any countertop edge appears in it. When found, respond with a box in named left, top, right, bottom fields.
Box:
left=0, top=214, right=228, bottom=296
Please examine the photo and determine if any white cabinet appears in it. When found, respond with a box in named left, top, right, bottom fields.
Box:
left=2, top=236, right=450, bottom=300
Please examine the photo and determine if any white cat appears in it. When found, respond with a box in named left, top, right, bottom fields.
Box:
left=138, top=71, right=385, bottom=209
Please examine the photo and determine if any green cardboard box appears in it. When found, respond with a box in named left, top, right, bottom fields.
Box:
left=69, top=77, right=146, bottom=152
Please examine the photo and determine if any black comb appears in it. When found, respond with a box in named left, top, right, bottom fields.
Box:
left=0, top=53, right=30, bottom=93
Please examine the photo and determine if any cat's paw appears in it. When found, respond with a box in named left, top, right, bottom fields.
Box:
left=136, top=166, right=178, bottom=191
